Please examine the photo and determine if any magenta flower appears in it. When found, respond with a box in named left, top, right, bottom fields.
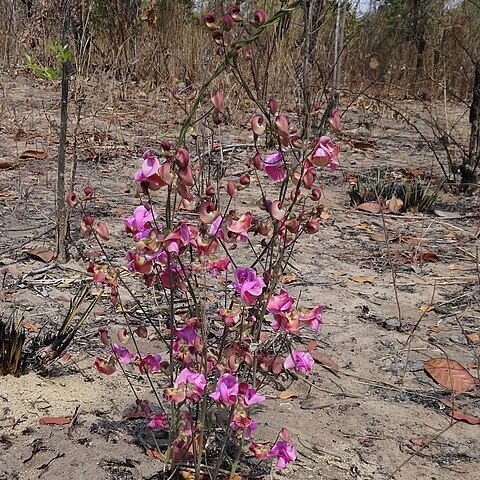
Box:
left=269, top=429, right=296, bottom=469
left=298, top=304, right=324, bottom=331
left=230, top=409, right=258, bottom=438
left=165, top=368, right=206, bottom=403
left=233, top=268, right=265, bottom=305
left=263, top=151, right=286, bottom=182
left=210, top=373, right=239, bottom=405
left=124, top=205, right=157, bottom=238
left=147, top=413, right=167, bottom=429
left=209, top=215, right=225, bottom=239
left=267, top=289, right=294, bottom=315
left=239, top=382, right=266, bottom=407
left=111, top=343, right=133, bottom=365
left=284, top=350, right=314, bottom=375
left=134, top=151, right=160, bottom=182
left=311, top=136, right=339, bottom=171
left=139, top=353, right=162, bottom=374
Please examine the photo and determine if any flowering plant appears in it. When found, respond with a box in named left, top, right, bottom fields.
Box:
left=70, top=3, right=341, bottom=478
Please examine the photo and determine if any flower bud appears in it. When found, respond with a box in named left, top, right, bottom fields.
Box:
left=83, top=215, right=94, bottom=226
left=202, top=12, right=218, bottom=30
left=239, top=173, right=250, bottom=186
left=252, top=8, right=267, bottom=27
left=251, top=114, right=266, bottom=137
left=205, top=185, right=216, bottom=196
left=268, top=97, right=278, bottom=115
left=83, top=185, right=93, bottom=197
left=311, top=188, right=322, bottom=201
left=228, top=5, right=242, bottom=22
left=252, top=153, right=262, bottom=170
left=226, top=180, right=236, bottom=198
left=211, top=90, right=224, bottom=114
left=222, top=14, right=234, bottom=31
left=305, top=219, right=320, bottom=234
left=66, top=191, right=78, bottom=207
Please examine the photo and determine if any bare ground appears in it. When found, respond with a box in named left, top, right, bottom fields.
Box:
left=0, top=74, right=479, bottom=480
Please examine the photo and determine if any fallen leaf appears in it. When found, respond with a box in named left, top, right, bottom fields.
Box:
left=466, top=333, right=479, bottom=343
left=428, top=325, right=444, bottom=333
left=309, top=350, right=339, bottom=374
left=278, top=390, right=298, bottom=399
left=0, top=160, right=16, bottom=169
left=20, top=150, right=47, bottom=160
left=320, top=210, right=331, bottom=220
left=350, top=275, right=374, bottom=284
left=419, top=304, right=435, bottom=314
left=25, top=247, right=56, bottom=263
left=424, top=358, right=479, bottom=394
left=386, top=196, right=403, bottom=213
left=23, top=322, right=38, bottom=332
left=279, top=273, right=297, bottom=284
left=306, top=340, right=317, bottom=351
left=370, top=232, right=387, bottom=242
left=39, top=416, right=71, bottom=425
left=352, top=140, right=375, bottom=150
left=356, top=201, right=381, bottom=214
left=440, top=399, right=480, bottom=425
left=410, top=437, right=429, bottom=448
left=355, top=222, right=370, bottom=232
left=421, top=252, right=439, bottom=262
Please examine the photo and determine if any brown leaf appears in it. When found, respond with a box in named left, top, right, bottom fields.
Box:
left=279, top=273, right=297, bottom=284
left=356, top=202, right=381, bottom=214
left=146, top=448, right=164, bottom=460
left=434, top=210, right=463, bottom=219
left=278, top=390, right=298, bottom=399
left=20, top=150, right=47, bottom=160
left=352, top=140, right=375, bottom=150
left=466, top=333, right=479, bottom=343
left=355, top=222, right=370, bottom=232
left=440, top=399, right=480, bottom=425
left=370, top=232, right=386, bottom=242
left=0, top=160, right=16, bottom=169
left=306, top=340, right=317, bottom=352
left=25, top=247, right=56, bottom=263
left=386, top=196, right=403, bottom=213
left=39, top=416, right=71, bottom=425
left=350, top=275, right=374, bottom=284
left=419, top=304, right=435, bottom=314
left=421, top=252, right=439, bottom=263
left=23, top=322, right=38, bottom=332
left=424, top=358, right=479, bottom=394
left=310, top=350, right=339, bottom=374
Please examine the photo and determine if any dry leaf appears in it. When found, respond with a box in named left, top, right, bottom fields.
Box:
left=386, top=196, right=403, bottom=213
left=448, top=264, right=459, bottom=271
left=0, top=160, right=16, bottom=169
left=424, top=358, right=479, bottom=394
left=23, top=322, right=38, bottom=332
left=370, top=232, right=387, bottom=242
left=279, top=273, right=297, bottom=284
left=20, top=150, right=47, bottom=160
left=419, top=304, right=435, bottom=314
left=278, top=390, right=298, bottom=399
left=440, top=399, right=480, bottom=425
left=25, top=247, right=56, bottom=263
left=352, top=140, right=375, bottom=150
left=350, top=275, right=374, bottom=284
left=421, top=252, right=439, bottom=263
left=306, top=340, right=317, bottom=352
left=320, top=210, right=331, bottom=220
left=428, top=325, right=444, bottom=333
left=356, top=202, right=381, bottom=214
left=309, top=350, right=339, bottom=374
left=355, top=222, right=370, bottom=232
left=434, top=210, right=463, bottom=219
left=466, top=333, right=479, bottom=343
left=39, top=416, right=71, bottom=425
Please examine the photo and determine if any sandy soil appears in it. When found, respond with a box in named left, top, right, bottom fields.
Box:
left=0, top=74, right=479, bottom=480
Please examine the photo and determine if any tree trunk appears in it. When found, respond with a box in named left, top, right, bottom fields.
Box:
left=55, top=0, right=70, bottom=263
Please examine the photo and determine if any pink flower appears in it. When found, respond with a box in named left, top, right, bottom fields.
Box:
left=206, top=257, right=231, bottom=277
left=298, top=304, right=324, bottom=331
left=112, top=343, right=133, bottom=365
left=263, top=151, right=286, bottom=182
left=267, top=289, right=294, bottom=315
left=271, top=313, right=300, bottom=333
left=139, top=353, right=162, bottom=374
left=284, top=350, right=314, bottom=375
left=124, top=205, right=157, bottom=238
left=227, top=212, right=252, bottom=239
left=210, top=373, right=239, bottom=405
left=311, top=136, right=339, bottom=171
left=239, top=383, right=266, bottom=407
left=269, top=429, right=296, bottom=469
left=147, top=413, right=167, bottom=429
left=209, top=215, right=225, bottom=239
left=233, top=268, right=265, bottom=305
left=134, top=151, right=160, bottom=182
left=95, top=355, right=116, bottom=375
left=230, top=409, right=257, bottom=438
left=165, top=368, right=206, bottom=403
